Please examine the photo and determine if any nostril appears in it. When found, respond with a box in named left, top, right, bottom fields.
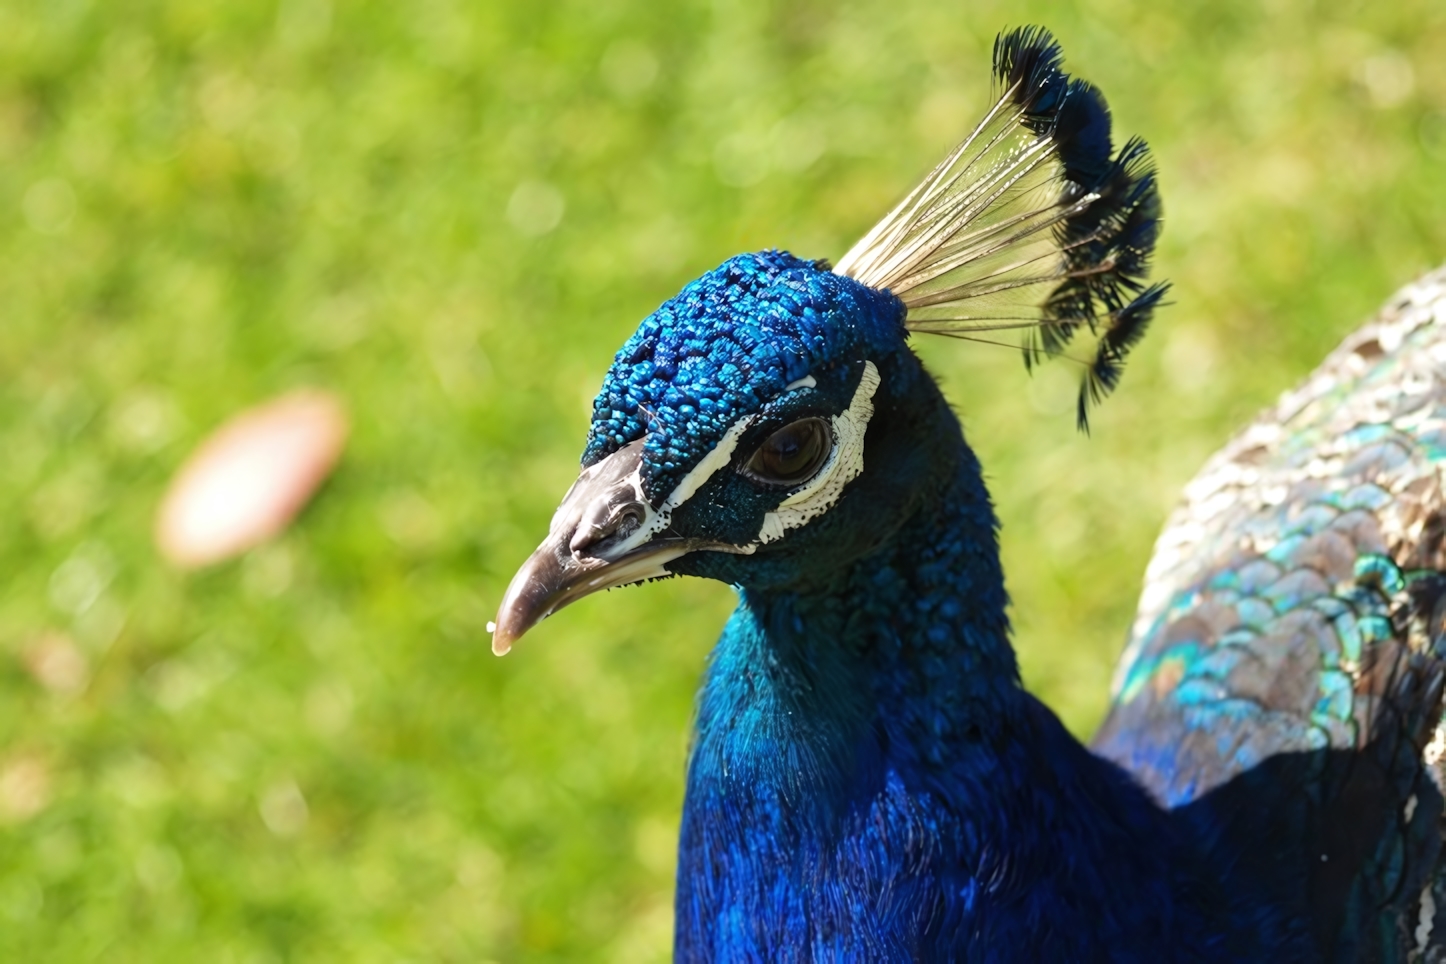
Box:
left=569, top=524, right=601, bottom=555
left=570, top=501, right=647, bottom=556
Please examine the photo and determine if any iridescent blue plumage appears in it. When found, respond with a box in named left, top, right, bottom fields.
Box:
left=492, top=26, right=1446, bottom=962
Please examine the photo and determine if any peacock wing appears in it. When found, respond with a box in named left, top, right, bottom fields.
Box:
left=1092, top=267, right=1446, bottom=959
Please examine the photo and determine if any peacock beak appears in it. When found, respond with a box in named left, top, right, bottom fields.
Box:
left=490, top=439, right=689, bottom=655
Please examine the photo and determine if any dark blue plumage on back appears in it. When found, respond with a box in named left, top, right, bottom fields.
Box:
left=491, top=26, right=1446, bottom=961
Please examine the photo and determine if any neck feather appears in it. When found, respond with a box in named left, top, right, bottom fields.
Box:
left=688, top=442, right=1020, bottom=810
left=673, top=407, right=1263, bottom=959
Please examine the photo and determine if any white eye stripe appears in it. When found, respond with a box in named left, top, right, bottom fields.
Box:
left=646, top=368, right=836, bottom=516
left=756, top=360, right=880, bottom=545
left=600, top=413, right=758, bottom=558
left=660, top=416, right=754, bottom=513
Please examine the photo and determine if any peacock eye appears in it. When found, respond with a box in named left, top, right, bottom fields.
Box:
left=742, top=418, right=832, bottom=487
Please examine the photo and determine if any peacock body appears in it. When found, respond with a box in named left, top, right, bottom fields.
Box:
left=492, top=27, right=1446, bottom=962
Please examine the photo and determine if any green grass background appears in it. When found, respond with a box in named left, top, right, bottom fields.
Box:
left=1, top=0, right=1443, bottom=959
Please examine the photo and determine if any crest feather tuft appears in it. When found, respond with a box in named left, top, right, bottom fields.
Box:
left=834, top=26, right=1168, bottom=429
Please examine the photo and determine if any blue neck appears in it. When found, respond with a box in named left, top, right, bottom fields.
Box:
left=673, top=423, right=1273, bottom=960
left=686, top=433, right=1018, bottom=813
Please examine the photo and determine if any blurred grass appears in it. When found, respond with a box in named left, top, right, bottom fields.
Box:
left=1, top=0, right=1443, bottom=959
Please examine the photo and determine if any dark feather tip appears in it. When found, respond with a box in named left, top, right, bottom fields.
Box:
left=1075, top=282, right=1170, bottom=432
left=1052, top=79, right=1115, bottom=186
left=993, top=26, right=1066, bottom=127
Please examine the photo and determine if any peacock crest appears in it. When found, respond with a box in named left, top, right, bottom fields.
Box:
left=835, top=27, right=1168, bottom=428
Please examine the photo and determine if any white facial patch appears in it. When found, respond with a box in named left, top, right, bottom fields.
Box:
left=757, top=360, right=880, bottom=544
left=591, top=412, right=759, bottom=560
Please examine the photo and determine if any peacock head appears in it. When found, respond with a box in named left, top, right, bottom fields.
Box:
left=490, top=27, right=1167, bottom=654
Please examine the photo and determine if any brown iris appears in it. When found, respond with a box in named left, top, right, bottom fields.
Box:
left=742, top=418, right=832, bottom=487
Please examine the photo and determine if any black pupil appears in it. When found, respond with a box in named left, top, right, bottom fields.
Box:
left=755, top=419, right=828, bottom=483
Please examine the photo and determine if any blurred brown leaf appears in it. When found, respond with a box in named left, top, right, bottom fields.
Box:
left=156, top=390, right=348, bottom=567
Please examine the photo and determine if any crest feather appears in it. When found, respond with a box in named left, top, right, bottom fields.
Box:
left=833, top=26, right=1168, bottom=430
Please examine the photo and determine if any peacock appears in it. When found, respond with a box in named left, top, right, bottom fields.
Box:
left=490, top=27, right=1446, bottom=961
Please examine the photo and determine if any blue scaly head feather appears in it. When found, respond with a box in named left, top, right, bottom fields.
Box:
left=585, top=252, right=903, bottom=512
